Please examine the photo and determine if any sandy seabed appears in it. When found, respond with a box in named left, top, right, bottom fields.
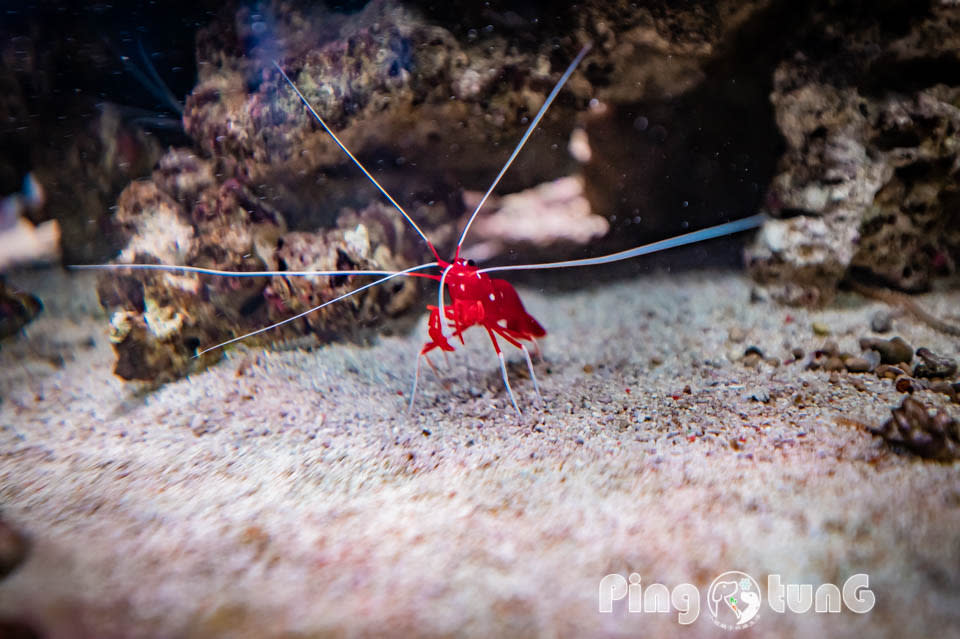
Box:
left=1, top=269, right=959, bottom=638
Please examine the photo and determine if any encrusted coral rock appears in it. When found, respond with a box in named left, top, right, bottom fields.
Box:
left=869, top=396, right=960, bottom=461
left=184, top=0, right=592, bottom=221
left=186, top=0, right=788, bottom=250
left=749, top=215, right=861, bottom=306
left=747, top=2, right=960, bottom=304
left=98, top=151, right=421, bottom=382
left=262, top=203, right=421, bottom=338
left=855, top=86, right=960, bottom=290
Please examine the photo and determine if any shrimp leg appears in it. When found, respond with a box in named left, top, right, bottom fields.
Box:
left=485, top=328, right=521, bottom=416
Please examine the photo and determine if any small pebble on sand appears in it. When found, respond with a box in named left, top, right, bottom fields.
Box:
left=812, top=321, right=831, bottom=336
left=844, top=356, right=874, bottom=373
left=859, top=336, right=914, bottom=365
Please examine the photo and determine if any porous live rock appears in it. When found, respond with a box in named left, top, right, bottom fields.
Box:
left=913, top=347, right=958, bottom=379
left=185, top=0, right=606, bottom=228
left=263, top=204, right=422, bottom=336
left=188, top=0, right=796, bottom=261
left=868, top=396, right=960, bottom=461
left=747, top=2, right=960, bottom=304
left=749, top=216, right=859, bottom=306
left=98, top=151, right=422, bottom=382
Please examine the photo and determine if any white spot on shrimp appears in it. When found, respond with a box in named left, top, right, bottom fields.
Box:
left=460, top=284, right=466, bottom=291
left=488, top=293, right=495, bottom=301
left=498, top=319, right=508, bottom=327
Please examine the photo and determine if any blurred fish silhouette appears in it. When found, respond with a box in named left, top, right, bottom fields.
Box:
left=0, top=173, right=60, bottom=271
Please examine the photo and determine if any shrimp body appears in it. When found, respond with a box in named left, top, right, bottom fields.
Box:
left=422, top=259, right=545, bottom=356
left=405, top=257, right=547, bottom=414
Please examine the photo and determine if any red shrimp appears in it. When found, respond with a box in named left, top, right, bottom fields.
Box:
left=77, top=42, right=765, bottom=416
left=416, top=259, right=547, bottom=414
left=264, top=48, right=593, bottom=415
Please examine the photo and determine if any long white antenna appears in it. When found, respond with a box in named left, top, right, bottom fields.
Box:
left=478, top=214, right=766, bottom=274
left=196, top=262, right=438, bottom=355
left=273, top=61, right=440, bottom=261
left=455, top=42, right=592, bottom=257
left=70, top=263, right=414, bottom=278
